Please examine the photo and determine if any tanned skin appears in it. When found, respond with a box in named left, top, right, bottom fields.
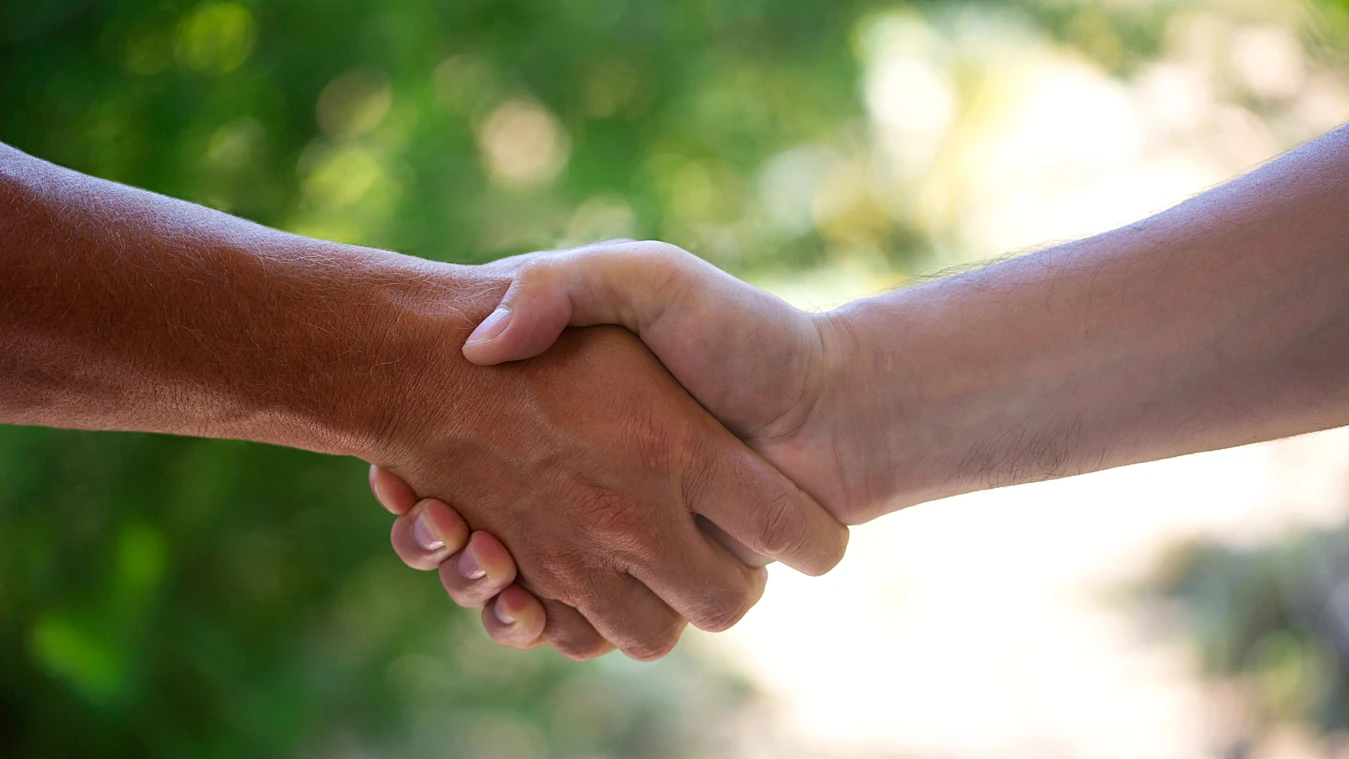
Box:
left=0, top=142, right=850, bottom=662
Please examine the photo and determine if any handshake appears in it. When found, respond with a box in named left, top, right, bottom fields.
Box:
left=367, top=240, right=879, bottom=661
left=6, top=127, right=1348, bottom=664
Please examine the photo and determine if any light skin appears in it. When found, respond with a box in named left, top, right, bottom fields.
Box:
left=0, top=142, right=851, bottom=662
left=379, top=124, right=1349, bottom=651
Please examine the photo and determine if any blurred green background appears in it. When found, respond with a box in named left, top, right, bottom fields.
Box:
left=4, top=0, right=1349, bottom=756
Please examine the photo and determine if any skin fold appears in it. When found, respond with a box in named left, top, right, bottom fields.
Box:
left=379, top=124, right=1349, bottom=653
left=0, top=142, right=850, bottom=662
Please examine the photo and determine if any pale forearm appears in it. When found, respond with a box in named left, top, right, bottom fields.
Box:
left=0, top=143, right=499, bottom=457
left=829, top=126, right=1349, bottom=516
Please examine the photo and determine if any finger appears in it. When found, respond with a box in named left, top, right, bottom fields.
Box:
left=688, top=440, right=850, bottom=577
left=538, top=598, right=615, bottom=661
left=696, top=515, right=771, bottom=567
left=481, top=585, right=548, bottom=649
left=389, top=498, right=470, bottom=571
left=576, top=576, right=688, bottom=662
left=461, top=241, right=708, bottom=365
left=629, top=529, right=769, bottom=632
left=437, top=531, right=518, bottom=609
left=369, top=464, right=418, bottom=515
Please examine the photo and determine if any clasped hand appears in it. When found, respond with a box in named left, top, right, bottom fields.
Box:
left=10, top=126, right=1346, bottom=662
left=367, top=240, right=869, bottom=661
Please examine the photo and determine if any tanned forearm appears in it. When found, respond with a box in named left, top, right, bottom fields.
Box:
left=0, top=143, right=854, bottom=660
left=0, top=142, right=498, bottom=458
left=827, top=126, right=1349, bottom=516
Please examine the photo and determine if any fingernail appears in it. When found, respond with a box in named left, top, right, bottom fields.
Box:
left=494, top=598, right=515, bottom=625
left=458, top=548, right=487, bottom=580
left=465, top=307, right=511, bottom=345
left=412, top=514, right=445, bottom=552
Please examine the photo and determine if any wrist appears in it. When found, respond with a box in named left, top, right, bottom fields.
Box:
left=0, top=145, right=512, bottom=459
left=821, top=245, right=1151, bottom=514
left=814, top=296, right=965, bottom=517
left=817, top=280, right=1053, bottom=516
left=243, top=244, right=511, bottom=461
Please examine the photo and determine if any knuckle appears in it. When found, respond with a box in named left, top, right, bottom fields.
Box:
left=527, top=544, right=595, bottom=604
left=690, top=584, right=753, bottom=633
left=516, top=257, right=554, bottom=287
left=543, top=609, right=609, bottom=661
left=563, top=482, right=650, bottom=560
left=633, top=240, right=687, bottom=266
left=578, top=488, right=642, bottom=537
left=554, top=636, right=610, bottom=661
left=624, top=617, right=684, bottom=662
left=754, top=491, right=810, bottom=558
left=622, top=408, right=683, bottom=473
left=636, top=242, right=702, bottom=305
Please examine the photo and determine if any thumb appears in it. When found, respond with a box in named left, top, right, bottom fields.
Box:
left=461, top=242, right=700, bottom=366
left=460, top=273, right=575, bottom=365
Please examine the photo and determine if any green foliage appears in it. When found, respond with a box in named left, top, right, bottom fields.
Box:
left=1149, top=520, right=1349, bottom=743
left=4, top=0, right=1349, bottom=756
left=0, top=0, right=883, bottom=271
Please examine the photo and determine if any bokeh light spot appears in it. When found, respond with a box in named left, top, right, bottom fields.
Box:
left=758, top=145, right=839, bottom=236
left=317, top=68, right=394, bottom=138
left=27, top=615, right=127, bottom=705
left=565, top=195, right=637, bottom=243
left=301, top=144, right=388, bottom=209
left=122, top=26, right=175, bottom=76
left=207, top=117, right=265, bottom=169
left=1230, top=24, right=1305, bottom=100
left=476, top=99, right=570, bottom=187
left=174, top=2, right=256, bottom=75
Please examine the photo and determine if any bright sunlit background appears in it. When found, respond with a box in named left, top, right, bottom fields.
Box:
left=3, top=0, right=1349, bottom=757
